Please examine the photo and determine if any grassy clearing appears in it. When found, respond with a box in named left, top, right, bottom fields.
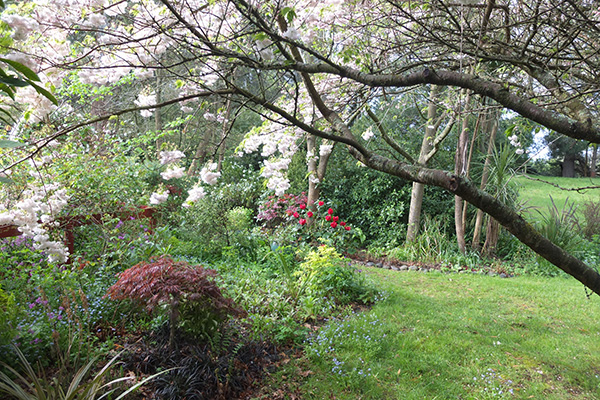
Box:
left=258, top=269, right=600, bottom=399
left=514, top=175, right=600, bottom=220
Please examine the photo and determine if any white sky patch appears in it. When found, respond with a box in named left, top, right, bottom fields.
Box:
left=528, top=128, right=550, bottom=160
left=500, top=110, right=519, bottom=120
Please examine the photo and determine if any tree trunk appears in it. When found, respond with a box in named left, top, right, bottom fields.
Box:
left=217, top=96, right=233, bottom=172
left=407, top=182, right=426, bottom=241
left=591, top=144, right=598, bottom=178
left=306, top=135, right=319, bottom=214
left=472, top=110, right=499, bottom=249
left=306, top=136, right=333, bottom=225
left=482, top=217, right=500, bottom=256
left=562, top=153, right=576, bottom=177
left=454, top=91, right=471, bottom=254
left=187, top=129, right=214, bottom=176
left=406, top=85, right=439, bottom=241
left=169, top=297, right=180, bottom=351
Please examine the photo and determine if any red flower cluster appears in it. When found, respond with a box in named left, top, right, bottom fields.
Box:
left=293, top=200, right=351, bottom=232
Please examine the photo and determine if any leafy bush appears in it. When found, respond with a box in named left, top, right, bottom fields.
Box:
left=0, top=286, right=18, bottom=347
left=73, top=216, right=165, bottom=269
left=295, top=245, right=376, bottom=305
left=105, top=256, right=245, bottom=345
left=176, top=162, right=263, bottom=260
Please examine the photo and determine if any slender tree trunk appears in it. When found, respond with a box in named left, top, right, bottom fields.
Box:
left=591, top=144, right=598, bottom=178
left=306, top=135, right=319, bottom=212
left=169, top=297, right=179, bottom=351
left=217, top=96, right=233, bottom=172
left=562, top=153, right=576, bottom=177
left=482, top=216, right=500, bottom=256
left=472, top=110, right=499, bottom=249
left=306, top=137, right=333, bottom=225
left=187, top=128, right=213, bottom=176
left=407, top=85, right=439, bottom=241
left=454, top=91, right=471, bottom=254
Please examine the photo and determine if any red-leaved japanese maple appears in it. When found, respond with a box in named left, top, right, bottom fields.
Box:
left=105, top=256, right=244, bottom=347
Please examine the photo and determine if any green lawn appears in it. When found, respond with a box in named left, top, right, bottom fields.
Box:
left=257, top=269, right=600, bottom=399
left=514, top=175, right=600, bottom=220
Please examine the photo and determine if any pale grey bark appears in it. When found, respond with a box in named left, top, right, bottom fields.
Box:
left=406, top=85, right=439, bottom=242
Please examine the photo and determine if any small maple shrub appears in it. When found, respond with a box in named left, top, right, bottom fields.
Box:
left=106, top=256, right=244, bottom=343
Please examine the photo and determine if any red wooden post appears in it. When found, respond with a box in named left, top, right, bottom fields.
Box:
left=0, top=224, right=22, bottom=239
left=64, top=222, right=75, bottom=264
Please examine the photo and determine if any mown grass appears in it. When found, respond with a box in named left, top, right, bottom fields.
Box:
left=257, top=269, right=600, bottom=399
left=514, top=175, right=600, bottom=220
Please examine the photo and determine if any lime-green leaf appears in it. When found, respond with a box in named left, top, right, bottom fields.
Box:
left=504, top=124, right=516, bottom=137
left=0, top=58, right=39, bottom=81
left=254, top=32, right=268, bottom=41
left=281, top=7, right=296, bottom=23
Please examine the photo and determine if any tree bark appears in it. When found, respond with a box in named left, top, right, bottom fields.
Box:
left=591, top=144, right=598, bottom=178
left=306, top=136, right=333, bottom=224
left=217, top=96, right=233, bottom=172
left=472, top=110, right=499, bottom=249
left=187, top=129, right=213, bottom=176
left=155, top=69, right=163, bottom=155
left=306, top=135, right=319, bottom=213
left=562, top=153, right=576, bottom=177
left=406, top=85, right=439, bottom=241
left=454, top=92, right=471, bottom=254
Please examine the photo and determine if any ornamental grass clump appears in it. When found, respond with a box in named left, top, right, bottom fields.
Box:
left=105, top=256, right=245, bottom=348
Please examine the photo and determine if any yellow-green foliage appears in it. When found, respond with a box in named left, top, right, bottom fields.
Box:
left=295, top=246, right=367, bottom=303
left=0, top=286, right=18, bottom=345
left=296, top=245, right=345, bottom=281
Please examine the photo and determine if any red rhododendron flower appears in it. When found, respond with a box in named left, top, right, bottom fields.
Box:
left=299, top=218, right=307, bottom=225
left=325, top=215, right=332, bottom=221
left=318, top=201, right=324, bottom=206
left=331, top=222, right=338, bottom=228
left=345, top=226, right=351, bottom=231
left=299, top=204, right=306, bottom=210
left=333, top=216, right=339, bottom=222
left=307, top=211, right=313, bottom=218
left=340, top=221, right=346, bottom=226
left=293, top=212, right=300, bottom=218
left=327, top=208, right=333, bottom=214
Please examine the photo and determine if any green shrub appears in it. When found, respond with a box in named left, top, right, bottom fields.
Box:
left=295, top=245, right=376, bottom=304
left=0, top=286, right=18, bottom=347
left=176, top=165, right=263, bottom=260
